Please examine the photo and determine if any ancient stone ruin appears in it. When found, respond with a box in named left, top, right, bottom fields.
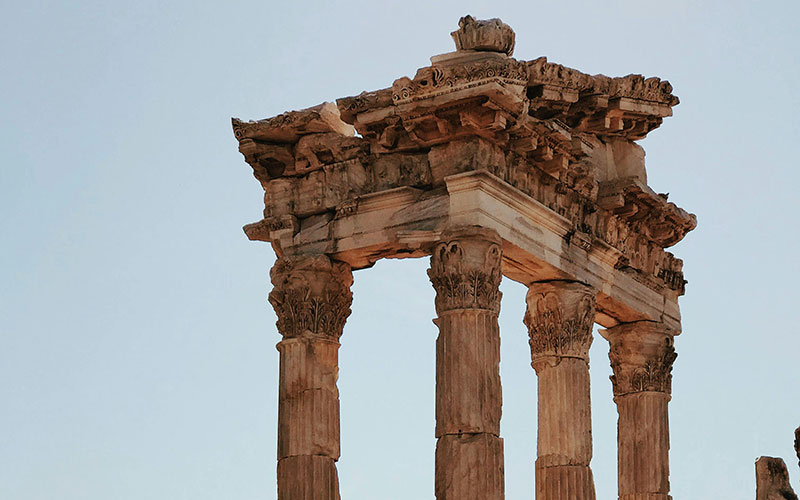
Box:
left=232, top=15, right=696, bottom=500
left=756, top=457, right=798, bottom=500
left=754, top=427, right=800, bottom=500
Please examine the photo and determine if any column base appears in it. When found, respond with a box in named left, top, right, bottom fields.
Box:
left=435, top=433, right=504, bottom=500
left=536, top=463, right=596, bottom=500
left=277, top=455, right=340, bottom=500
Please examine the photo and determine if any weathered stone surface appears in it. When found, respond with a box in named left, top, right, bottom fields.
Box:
left=602, top=322, right=676, bottom=500
left=277, top=455, right=340, bottom=500
left=451, top=15, right=515, bottom=56
left=603, top=321, right=677, bottom=397
left=526, top=281, right=597, bottom=500
left=796, top=426, right=800, bottom=468
left=233, top=101, right=353, bottom=143
left=533, top=357, right=593, bottom=465
left=294, top=132, right=367, bottom=174
left=756, top=457, right=798, bottom=500
left=234, top=14, right=696, bottom=500
left=434, top=308, right=501, bottom=436
left=234, top=11, right=695, bottom=307
left=429, top=227, right=504, bottom=500
left=536, top=465, right=596, bottom=500
left=597, top=176, right=697, bottom=248
left=277, top=337, right=340, bottom=459
left=526, top=281, right=596, bottom=361
left=269, top=256, right=353, bottom=340
left=615, top=392, right=671, bottom=500
left=435, top=433, right=504, bottom=500
left=269, top=256, right=352, bottom=500
left=428, top=138, right=505, bottom=185
left=428, top=226, right=503, bottom=314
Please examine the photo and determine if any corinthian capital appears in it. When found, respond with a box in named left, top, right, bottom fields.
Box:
left=524, top=281, right=596, bottom=363
left=428, top=227, right=502, bottom=314
left=601, top=322, right=677, bottom=397
left=268, top=255, right=353, bottom=340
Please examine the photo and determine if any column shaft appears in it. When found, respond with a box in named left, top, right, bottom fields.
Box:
left=429, top=227, right=505, bottom=500
left=602, top=322, right=677, bottom=500
left=435, top=309, right=502, bottom=436
left=616, top=393, right=670, bottom=499
left=525, top=281, right=597, bottom=500
left=269, top=256, right=353, bottom=500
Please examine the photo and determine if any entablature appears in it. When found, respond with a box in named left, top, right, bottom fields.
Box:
left=232, top=15, right=695, bottom=330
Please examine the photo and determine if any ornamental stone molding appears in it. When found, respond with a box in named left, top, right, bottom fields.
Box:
left=232, top=14, right=697, bottom=500
left=269, top=255, right=353, bottom=340
left=525, top=281, right=596, bottom=362
left=428, top=227, right=502, bottom=314
left=451, top=15, right=515, bottom=56
left=601, top=321, right=678, bottom=397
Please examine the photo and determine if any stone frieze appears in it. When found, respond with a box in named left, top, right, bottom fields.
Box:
left=233, top=15, right=696, bottom=298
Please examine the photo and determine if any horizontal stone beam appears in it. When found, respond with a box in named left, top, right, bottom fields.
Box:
left=257, top=171, right=680, bottom=330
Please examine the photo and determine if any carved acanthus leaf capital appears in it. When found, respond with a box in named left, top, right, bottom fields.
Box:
left=269, top=255, right=353, bottom=340
left=428, top=227, right=502, bottom=314
left=601, top=322, right=678, bottom=397
left=524, top=281, right=596, bottom=363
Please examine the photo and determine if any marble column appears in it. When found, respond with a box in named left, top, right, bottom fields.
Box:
left=524, top=281, right=597, bottom=500
left=268, top=255, right=353, bottom=500
left=600, top=322, right=677, bottom=500
left=428, top=227, right=505, bottom=500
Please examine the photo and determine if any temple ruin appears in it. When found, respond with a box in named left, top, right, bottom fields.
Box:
left=232, top=15, right=696, bottom=500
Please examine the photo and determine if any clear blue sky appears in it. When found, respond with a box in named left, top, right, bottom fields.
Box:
left=2, top=1, right=798, bottom=499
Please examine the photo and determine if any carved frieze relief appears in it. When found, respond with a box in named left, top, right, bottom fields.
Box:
left=234, top=15, right=694, bottom=298
left=262, top=153, right=430, bottom=219
left=232, top=102, right=354, bottom=143
left=491, top=149, right=688, bottom=294
left=392, top=56, right=528, bottom=106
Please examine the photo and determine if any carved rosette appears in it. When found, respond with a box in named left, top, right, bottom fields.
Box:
left=269, top=255, right=353, bottom=340
left=524, top=281, right=596, bottom=363
left=601, top=322, right=678, bottom=397
left=428, top=227, right=502, bottom=314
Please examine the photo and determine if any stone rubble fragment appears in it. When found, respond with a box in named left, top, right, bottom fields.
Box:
left=795, top=426, right=800, bottom=469
left=756, top=457, right=798, bottom=500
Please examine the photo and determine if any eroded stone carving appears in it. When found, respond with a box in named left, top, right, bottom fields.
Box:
left=525, top=281, right=598, bottom=500
left=233, top=13, right=695, bottom=298
left=392, top=55, right=528, bottom=106
left=233, top=101, right=354, bottom=142
left=269, top=255, right=353, bottom=339
left=233, top=102, right=362, bottom=188
left=525, top=281, right=596, bottom=360
left=603, top=322, right=677, bottom=396
left=428, top=227, right=502, bottom=314
left=234, top=17, right=697, bottom=500
left=601, top=321, right=677, bottom=500
left=429, top=226, right=505, bottom=500
left=451, top=15, right=515, bottom=56
left=294, top=132, right=367, bottom=174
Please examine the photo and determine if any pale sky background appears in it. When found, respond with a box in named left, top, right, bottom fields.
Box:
left=2, top=1, right=799, bottom=499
